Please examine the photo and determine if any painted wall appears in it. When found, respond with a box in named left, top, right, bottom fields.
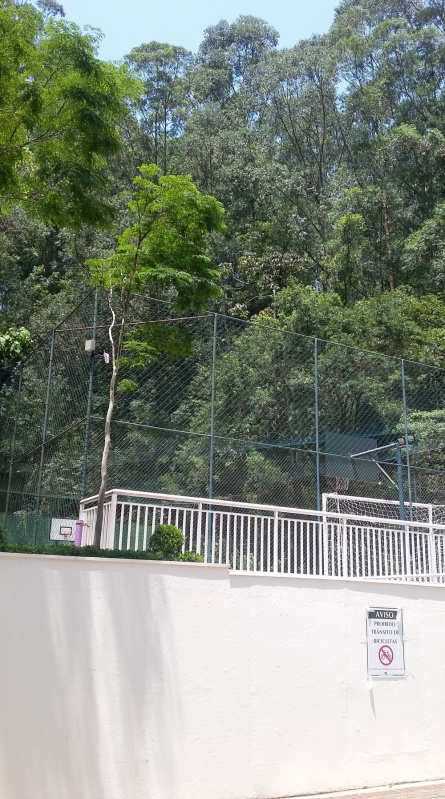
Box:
left=0, top=554, right=444, bottom=799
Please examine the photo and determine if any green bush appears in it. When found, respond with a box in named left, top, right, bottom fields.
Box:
left=148, top=524, right=184, bottom=558
left=0, top=533, right=203, bottom=562
left=177, top=551, right=204, bottom=563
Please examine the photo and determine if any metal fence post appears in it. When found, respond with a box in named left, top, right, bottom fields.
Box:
left=207, top=313, right=217, bottom=563
left=401, top=359, right=413, bottom=521
left=5, top=364, right=23, bottom=520
left=314, top=338, right=321, bottom=512
left=80, top=286, right=99, bottom=499
left=35, top=328, right=56, bottom=542
left=396, top=442, right=405, bottom=521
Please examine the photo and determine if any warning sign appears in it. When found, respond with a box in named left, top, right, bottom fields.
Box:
left=367, top=607, right=405, bottom=677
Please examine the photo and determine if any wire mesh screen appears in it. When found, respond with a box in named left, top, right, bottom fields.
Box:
left=2, top=288, right=445, bottom=543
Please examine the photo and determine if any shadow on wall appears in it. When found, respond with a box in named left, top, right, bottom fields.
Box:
left=0, top=557, right=181, bottom=799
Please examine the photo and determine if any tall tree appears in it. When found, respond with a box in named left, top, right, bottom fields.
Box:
left=125, top=41, right=193, bottom=174
left=87, top=164, right=224, bottom=545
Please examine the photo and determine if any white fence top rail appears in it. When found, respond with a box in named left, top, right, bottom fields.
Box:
left=79, top=488, right=445, bottom=534
left=323, top=492, right=434, bottom=510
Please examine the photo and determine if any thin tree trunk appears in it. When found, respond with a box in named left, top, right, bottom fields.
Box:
left=93, top=295, right=119, bottom=547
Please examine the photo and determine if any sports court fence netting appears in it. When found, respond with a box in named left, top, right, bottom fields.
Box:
left=1, top=288, right=445, bottom=545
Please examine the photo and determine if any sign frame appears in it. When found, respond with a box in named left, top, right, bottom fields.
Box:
left=366, top=606, right=405, bottom=678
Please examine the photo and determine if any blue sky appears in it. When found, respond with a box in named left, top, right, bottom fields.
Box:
left=62, top=0, right=340, bottom=61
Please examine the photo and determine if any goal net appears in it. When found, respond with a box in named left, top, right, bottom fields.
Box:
left=322, top=493, right=445, bottom=525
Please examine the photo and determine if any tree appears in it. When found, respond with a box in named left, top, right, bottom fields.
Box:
left=194, top=15, right=279, bottom=104
left=0, top=2, right=137, bottom=227
left=88, top=164, right=224, bottom=545
left=125, top=41, right=193, bottom=174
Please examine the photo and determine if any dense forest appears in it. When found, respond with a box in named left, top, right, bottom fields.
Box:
left=2, top=0, right=445, bottom=521
left=2, top=0, right=445, bottom=357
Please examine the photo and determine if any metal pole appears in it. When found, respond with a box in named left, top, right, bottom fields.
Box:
left=401, top=359, right=413, bottom=521
left=314, top=338, right=321, bottom=511
left=35, top=329, right=56, bottom=542
left=207, top=313, right=217, bottom=562
left=80, top=287, right=99, bottom=499
left=396, top=442, right=405, bottom=521
left=5, top=364, right=23, bottom=520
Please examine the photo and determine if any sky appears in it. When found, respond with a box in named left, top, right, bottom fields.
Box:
left=62, top=0, right=340, bottom=61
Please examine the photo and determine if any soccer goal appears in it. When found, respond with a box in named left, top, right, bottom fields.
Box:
left=322, top=493, right=445, bottom=525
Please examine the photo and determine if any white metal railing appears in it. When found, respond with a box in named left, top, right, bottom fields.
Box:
left=79, top=489, right=445, bottom=582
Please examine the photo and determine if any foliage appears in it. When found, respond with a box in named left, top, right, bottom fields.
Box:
left=0, top=327, right=32, bottom=368
left=125, top=41, right=193, bottom=174
left=148, top=523, right=185, bottom=558
left=0, top=2, right=137, bottom=227
left=88, top=164, right=225, bottom=309
left=5, top=2, right=445, bottom=517
left=0, top=525, right=6, bottom=550
left=0, top=539, right=202, bottom=561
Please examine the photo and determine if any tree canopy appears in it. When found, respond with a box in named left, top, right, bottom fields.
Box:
left=0, top=1, right=136, bottom=227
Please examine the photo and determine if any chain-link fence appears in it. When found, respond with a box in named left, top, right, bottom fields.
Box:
left=1, top=289, right=445, bottom=544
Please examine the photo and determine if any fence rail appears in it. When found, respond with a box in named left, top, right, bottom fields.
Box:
left=79, top=490, right=445, bottom=583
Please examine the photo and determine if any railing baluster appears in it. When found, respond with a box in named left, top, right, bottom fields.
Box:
left=233, top=514, right=238, bottom=571
left=342, top=518, right=348, bottom=578
left=240, top=514, right=244, bottom=570
left=127, top=505, right=133, bottom=551
left=218, top=513, right=223, bottom=565
left=211, top=512, right=216, bottom=564
left=273, top=511, right=279, bottom=574
left=247, top=515, right=250, bottom=568
left=372, top=528, right=377, bottom=578
left=143, top=506, right=149, bottom=551
left=151, top=506, right=156, bottom=547
left=135, top=505, right=141, bottom=551
left=226, top=514, right=231, bottom=566
left=299, top=520, right=304, bottom=575
left=260, top=517, right=264, bottom=572
left=118, top=503, right=125, bottom=550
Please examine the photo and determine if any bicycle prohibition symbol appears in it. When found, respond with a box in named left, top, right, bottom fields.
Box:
left=378, top=645, right=394, bottom=666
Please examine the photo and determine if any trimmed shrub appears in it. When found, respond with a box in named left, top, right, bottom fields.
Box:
left=148, top=524, right=184, bottom=558
left=0, top=543, right=204, bottom=561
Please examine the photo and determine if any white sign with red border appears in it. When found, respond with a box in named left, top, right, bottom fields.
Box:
left=367, top=607, right=405, bottom=677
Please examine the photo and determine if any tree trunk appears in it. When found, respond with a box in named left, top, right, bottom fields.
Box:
left=93, top=296, right=119, bottom=548
left=93, top=365, right=117, bottom=547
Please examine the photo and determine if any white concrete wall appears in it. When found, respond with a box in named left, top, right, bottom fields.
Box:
left=0, top=554, right=444, bottom=799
